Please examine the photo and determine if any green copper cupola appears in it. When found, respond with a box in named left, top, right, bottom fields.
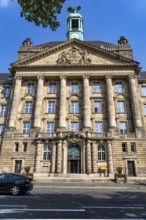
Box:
left=66, top=6, right=84, bottom=41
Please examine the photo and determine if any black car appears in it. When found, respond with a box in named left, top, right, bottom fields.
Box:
left=0, top=173, right=33, bottom=196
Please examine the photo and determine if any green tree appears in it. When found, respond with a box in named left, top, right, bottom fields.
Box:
left=16, top=0, right=66, bottom=30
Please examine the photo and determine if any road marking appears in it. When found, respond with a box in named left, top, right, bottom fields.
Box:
left=0, top=205, right=27, bottom=207
left=82, top=206, right=144, bottom=209
left=0, top=196, right=40, bottom=199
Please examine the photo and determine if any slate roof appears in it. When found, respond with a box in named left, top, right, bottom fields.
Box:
left=0, top=73, right=12, bottom=81
left=137, top=71, right=146, bottom=80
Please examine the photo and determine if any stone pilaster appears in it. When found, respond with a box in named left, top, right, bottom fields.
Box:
left=92, top=142, right=97, bottom=173
left=58, top=76, right=67, bottom=129
left=129, top=75, right=142, bottom=128
left=9, top=76, right=22, bottom=128
left=57, top=141, right=62, bottom=174
left=35, top=143, right=42, bottom=173
left=106, top=76, right=116, bottom=128
left=86, top=141, right=91, bottom=174
left=50, top=142, right=56, bottom=173
left=63, top=141, right=67, bottom=174
left=83, top=76, right=91, bottom=129
left=107, top=141, right=114, bottom=175
left=82, top=144, right=86, bottom=173
left=34, top=76, right=44, bottom=128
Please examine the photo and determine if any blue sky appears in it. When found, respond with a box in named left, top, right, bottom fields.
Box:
left=0, top=0, right=146, bottom=72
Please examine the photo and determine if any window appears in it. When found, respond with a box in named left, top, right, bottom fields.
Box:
left=141, top=86, right=146, bottom=96
left=28, top=83, right=34, bottom=94
left=0, top=124, right=4, bottom=135
left=49, top=83, right=56, bottom=93
left=14, top=143, right=19, bottom=152
left=93, top=82, right=101, bottom=93
left=131, top=143, right=136, bottom=152
left=71, top=82, right=79, bottom=93
left=23, top=122, right=30, bottom=133
left=98, top=145, right=105, bottom=161
left=47, top=122, right=55, bottom=133
left=43, top=144, right=51, bottom=160
left=72, top=19, right=78, bottom=28
left=95, top=122, right=103, bottom=132
left=0, top=105, right=7, bottom=116
left=119, top=122, right=127, bottom=133
left=48, top=101, right=56, bottom=113
left=117, top=101, right=125, bottom=113
left=144, top=104, right=146, bottom=115
left=94, top=101, right=102, bottom=113
left=3, top=87, right=10, bottom=97
left=115, top=82, right=123, bottom=93
left=122, top=143, right=127, bottom=152
left=71, top=122, right=79, bottom=132
left=22, top=143, right=27, bottom=152
left=25, top=101, right=32, bottom=113
left=71, top=101, right=79, bottom=113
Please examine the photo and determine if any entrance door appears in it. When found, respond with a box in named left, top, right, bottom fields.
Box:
left=127, top=161, right=136, bottom=176
left=14, top=160, right=22, bottom=173
left=67, top=144, right=81, bottom=173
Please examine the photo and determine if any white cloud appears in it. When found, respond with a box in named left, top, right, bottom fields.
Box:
left=0, top=0, right=11, bottom=7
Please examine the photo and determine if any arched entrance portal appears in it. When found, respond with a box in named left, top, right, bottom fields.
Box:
left=67, top=144, right=81, bottom=173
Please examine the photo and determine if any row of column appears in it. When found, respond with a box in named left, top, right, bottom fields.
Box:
left=35, top=141, right=114, bottom=175
left=8, top=75, right=142, bottom=130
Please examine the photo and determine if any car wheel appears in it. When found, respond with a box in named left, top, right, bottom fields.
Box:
left=10, top=186, right=21, bottom=196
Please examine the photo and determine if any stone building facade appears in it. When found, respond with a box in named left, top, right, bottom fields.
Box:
left=0, top=11, right=146, bottom=179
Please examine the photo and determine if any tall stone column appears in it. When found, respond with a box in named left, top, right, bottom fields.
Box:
left=58, top=76, right=67, bottom=129
left=107, top=141, right=114, bottom=175
left=35, top=143, right=42, bottom=173
left=129, top=75, right=142, bottom=128
left=50, top=142, right=56, bottom=174
left=63, top=141, right=67, bottom=174
left=9, top=76, right=22, bottom=128
left=106, top=76, right=116, bottom=128
left=83, top=76, right=91, bottom=129
left=92, top=142, right=97, bottom=173
left=82, top=144, right=86, bottom=173
left=86, top=141, right=91, bottom=174
left=57, top=141, right=63, bottom=174
left=34, top=76, right=44, bottom=128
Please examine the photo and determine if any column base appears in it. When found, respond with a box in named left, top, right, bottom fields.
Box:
left=56, top=127, right=66, bottom=132
left=82, top=127, right=92, bottom=132
left=135, top=127, right=145, bottom=138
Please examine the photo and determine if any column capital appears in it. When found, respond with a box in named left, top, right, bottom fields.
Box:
left=82, top=75, right=90, bottom=79
left=37, top=76, right=44, bottom=80
left=60, top=75, right=67, bottom=80
left=105, top=75, right=113, bottom=79
left=128, top=74, right=136, bottom=79
left=14, top=76, right=22, bottom=81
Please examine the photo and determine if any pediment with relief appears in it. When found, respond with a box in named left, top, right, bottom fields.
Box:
left=12, top=39, right=138, bottom=67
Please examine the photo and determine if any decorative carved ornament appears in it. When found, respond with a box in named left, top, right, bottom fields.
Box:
left=56, top=46, right=91, bottom=65
left=64, top=133, right=85, bottom=144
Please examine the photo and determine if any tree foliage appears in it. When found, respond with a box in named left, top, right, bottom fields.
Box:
left=16, top=0, right=66, bottom=30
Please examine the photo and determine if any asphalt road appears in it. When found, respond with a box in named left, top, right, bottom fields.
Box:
left=0, top=185, right=146, bottom=219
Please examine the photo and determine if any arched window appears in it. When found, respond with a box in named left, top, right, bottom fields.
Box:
left=98, top=145, right=106, bottom=161
left=43, top=144, right=51, bottom=160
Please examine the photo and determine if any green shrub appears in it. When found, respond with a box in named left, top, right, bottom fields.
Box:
left=116, top=167, right=123, bottom=174
left=24, top=166, right=31, bottom=174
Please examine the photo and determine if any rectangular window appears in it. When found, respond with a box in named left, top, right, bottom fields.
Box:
left=0, top=105, right=7, bottom=116
left=47, top=122, right=55, bottom=133
left=14, top=143, right=19, bottom=152
left=48, top=101, right=56, bottom=113
left=0, top=124, right=4, bottom=135
left=43, top=144, right=51, bottom=160
left=119, top=122, right=127, bottom=133
left=94, top=101, right=102, bottom=113
left=122, top=143, right=127, bottom=153
left=141, top=86, right=146, bottom=96
left=93, top=82, right=101, bottom=93
left=28, top=83, right=34, bottom=94
left=3, top=87, right=10, bottom=97
left=71, top=101, right=79, bottom=113
left=71, top=122, right=79, bottom=132
left=25, top=101, right=32, bottom=113
left=49, top=83, right=56, bottom=93
left=144, top=104, right=146, bottom=115
left=95, top=122, right=103, bottom=132
left=115, top=82, right=123, bottom=93
left=23, top=122, right=30, bottom=133
left=71, top=82, right=79, bottom=93
left=22, top=143, right=27, bottom=152
left=72, top=19, right=78, bottom=28
left=117, top=101, right=125, bottom=113
left=131, top=143, right=136, bottom=152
